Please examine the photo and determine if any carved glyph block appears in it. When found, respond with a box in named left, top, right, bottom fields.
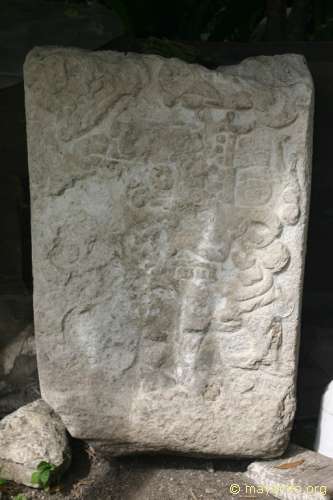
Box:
left=24, top=48, right=314, bottom=457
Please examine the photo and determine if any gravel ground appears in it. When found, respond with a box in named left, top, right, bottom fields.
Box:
left=0, top=440, right=276, bottom=500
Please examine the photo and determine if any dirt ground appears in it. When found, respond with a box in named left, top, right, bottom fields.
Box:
left=0, top=440, right=276, bottom=500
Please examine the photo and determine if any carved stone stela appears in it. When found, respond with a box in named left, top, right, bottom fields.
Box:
left=24, top=48, right=313, bottom=457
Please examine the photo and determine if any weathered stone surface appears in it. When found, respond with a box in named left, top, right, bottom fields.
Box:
left=0, top=322, right=40, bottom=418
left=0, top=293, right=39, bottom=419
left=246, top=445, right=333, bottom=500
left=0, top=399, right=71, bottom=487
left=24, top=48, right=313, bottom=457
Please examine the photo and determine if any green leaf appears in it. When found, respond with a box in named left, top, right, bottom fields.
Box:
left=39, top=469, right=51, bottom=487
left=12, top=495, right=28, bottom=500
left=31, top=471, right=40, bottom=485
left=31, top=461, right=56, bottom=489
left=0, top=478, right=7, bottom=485
left=37, top=461, right=50, bottom=472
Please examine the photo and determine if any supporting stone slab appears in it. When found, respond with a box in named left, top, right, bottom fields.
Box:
left=246, top=445, right=333, bottom=500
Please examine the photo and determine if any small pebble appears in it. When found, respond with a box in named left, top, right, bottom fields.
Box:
left=206, top=461, right=215, bottom=473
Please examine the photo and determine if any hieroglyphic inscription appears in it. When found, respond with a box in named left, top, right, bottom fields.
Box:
left=25, top=49, right=313, bottom=456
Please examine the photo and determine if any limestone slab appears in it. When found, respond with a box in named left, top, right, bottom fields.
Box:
left=246, top=445, right=333, bottom=500
left=24, top=48, right=314, bottom=457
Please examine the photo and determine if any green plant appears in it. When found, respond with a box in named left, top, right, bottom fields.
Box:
left=12, top=495, right=28, bottom=500
left=0, top=478, right=7, bottom=486
left=31, top=461, right=56, bottom=490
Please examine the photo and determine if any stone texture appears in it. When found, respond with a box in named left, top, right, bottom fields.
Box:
left=0, top=322, right=40, bottom=418
left=24, top=48, right=313, bottom=457
left=246, top=445, right=333, bottom=500
left=0, top=293, right=39, bottom=418
left=0, top=399, right=71, bottom=487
